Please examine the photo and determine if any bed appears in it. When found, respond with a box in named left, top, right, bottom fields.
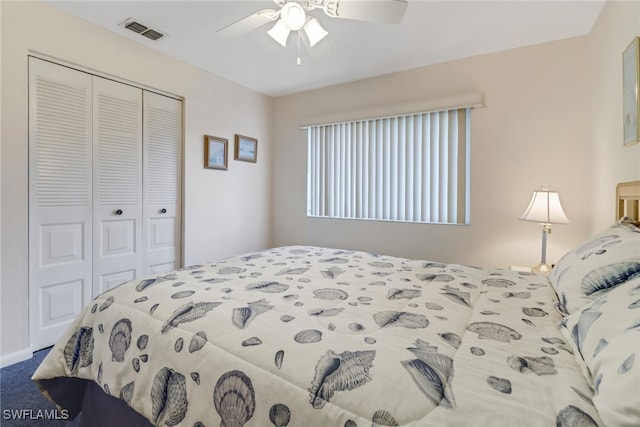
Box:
left=33, top=181, right=640, bottom=427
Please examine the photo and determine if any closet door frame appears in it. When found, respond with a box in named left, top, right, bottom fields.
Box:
left=28, top=55, right=184, bottom=351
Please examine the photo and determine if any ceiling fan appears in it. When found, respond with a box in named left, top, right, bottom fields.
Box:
left=216, top=0, right=409, bottom=49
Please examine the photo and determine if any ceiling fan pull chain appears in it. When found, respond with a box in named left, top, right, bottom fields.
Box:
left=297, top=31, right=302, bottom=66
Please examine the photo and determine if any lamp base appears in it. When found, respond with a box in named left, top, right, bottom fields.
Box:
left=532, top=263, right=553, bottom=274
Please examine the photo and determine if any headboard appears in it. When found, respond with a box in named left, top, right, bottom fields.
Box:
left=616, top=181, right=640, bottom=221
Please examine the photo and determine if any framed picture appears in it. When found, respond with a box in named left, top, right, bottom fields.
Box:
left=204, top=135, right=228, bottom=170
left=623, top=36, right=640, bottom=146
left=234, top=134, right=258, bottom=163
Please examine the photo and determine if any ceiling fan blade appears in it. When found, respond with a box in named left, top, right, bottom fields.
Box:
left=215, top=9, right=280, bottom=36
left=324, top=0, right=408, bottom=25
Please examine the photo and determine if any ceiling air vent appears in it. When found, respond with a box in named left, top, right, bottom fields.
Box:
left=121, top=18, right=166, bottom=41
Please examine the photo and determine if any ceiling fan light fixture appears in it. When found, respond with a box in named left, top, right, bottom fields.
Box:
left=303, top=17, right=328, bottom=47
left=267, top=19, right=291, bottom=46
left=280, top=2, right=306, bottom=31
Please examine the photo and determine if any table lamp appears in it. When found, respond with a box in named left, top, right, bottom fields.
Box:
left=519, top=184, right=569, bottom=273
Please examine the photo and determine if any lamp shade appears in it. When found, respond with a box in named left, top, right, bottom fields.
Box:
left=267, top=20, right=291, bottom=46
left=519, top=186, right=569, bottom=225
left=304, top=17, right=328, bottom=47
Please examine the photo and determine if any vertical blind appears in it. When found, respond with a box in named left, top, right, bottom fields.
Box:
left=307, top=108, right=470, bottom=224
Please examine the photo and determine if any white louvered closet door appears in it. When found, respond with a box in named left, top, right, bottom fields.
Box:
left=29, top=58, right=183, bottom=350
left=28, top=58, right=94, bottom=349
left=143, top=92, right=182, bottom=274
left=92, top=78, right=143, bottom=296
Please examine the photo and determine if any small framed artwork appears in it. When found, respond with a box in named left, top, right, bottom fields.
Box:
left=204, top=135, right=228, bottom=170
left=623, top=36, right=639, bottom=146
left=234, top=134, right=258, bottom=163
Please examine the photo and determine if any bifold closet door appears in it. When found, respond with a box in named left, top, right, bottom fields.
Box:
left=29, top=58, right=183, bottom=350
left=28, top=58, right=93, bottom=349
left=143, top=92, right=182, bottom=274
left=92, top=78, right=143, bottom=296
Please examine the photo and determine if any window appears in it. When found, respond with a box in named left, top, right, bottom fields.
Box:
left=307, top=107, right=470, bottom=224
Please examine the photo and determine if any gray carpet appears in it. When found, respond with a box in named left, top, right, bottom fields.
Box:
left=0, top=348, right=77, bottom=426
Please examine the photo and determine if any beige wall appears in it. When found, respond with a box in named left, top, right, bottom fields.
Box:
left=1, top=1, right=272, bottom=362
left=589, top=0, right=640, bottom=231
left=272, top=36, right=593, bottom=269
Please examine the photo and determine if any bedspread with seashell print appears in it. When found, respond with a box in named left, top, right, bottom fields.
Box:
left=33, top=246, right=603, bottom=426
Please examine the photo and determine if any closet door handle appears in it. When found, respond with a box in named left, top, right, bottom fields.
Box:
left=160, top=208, right=167, bottom=214
left=115, top=209, right=123, bottom=216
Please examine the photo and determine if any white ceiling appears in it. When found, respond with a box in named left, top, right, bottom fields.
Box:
left=45, top=0, right=606, bottom=97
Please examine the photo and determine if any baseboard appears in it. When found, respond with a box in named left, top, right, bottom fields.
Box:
left=0, top=347, right=33, bottom=368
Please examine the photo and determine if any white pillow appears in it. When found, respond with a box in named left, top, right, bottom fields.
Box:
left=560, top=277, right=640, bottom=427
left=549, top=219, right=640, bottom=314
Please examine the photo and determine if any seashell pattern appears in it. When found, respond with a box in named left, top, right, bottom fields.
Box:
left=321, top=266, right=345, bottom=279
left=242, top=337, right=263, bottom=347
left=556, top=405, right=598, bottom=427
left=522, top=307, right=549, bottom=317
left=219, top=266, right=247, bottom=275
left=190, top=372, right=200, bottom=385
left=373, top=311, right=429, bottom=329
left=313, top=288, right=348, bottom=300
left=34, top=245, right=608, bottom=427
left=507, top=355, right=557, bottom=376
left=246, top=281, right=289, bottom=293
left=269, top=403, right=291, bottom=427
left=135, top=278, right=157, bottom=292
left=274, top=350, right=284, bottom=369
left=371, top=409, right=399, bottom=426
left=581, top=262, right=640, bottom=296
left=482, top=278, right=515, bottom=288
left=214, top=370, right=255, bottom=427
left=416, top=273, right=455, bottom=282
left=438, top=332, right=461, bottom=349
left=232, top=299, right=274, bottom=329
left=386, top=288, right=421, bottom=300
left=294, top=329, right=323, bottom=344
left=189, top=331, right=207, bottom=353
left=349, top=323, right=366, bottom=332
left=502, top=291, right=531, bottom=299
left=425, top=302, right=444, bottom=310
left=470, top=347, right=485, bottom=356
left=276, top=267, right=309, bottom=276
left=308, top=349, right=376, bottom=409
left=63, top=326, right=94, bottom=374
left=402, top=340, right=455, bottom=408
left=570, top=302, right=604, bottom=350
left=171, top=290, right=195, bottom=299
left=120, top=381, right=134, bottom=404
left=161, top=301, right=222, bottom=333
left=99, top=296, right=115, bottom=311
left=109, top=318, right=132, bottom=362
left=137, top=335, right=149, bottom=351
left=440, top=285, right=471, bottom=307
left=487, top=376, right=511, bottom=394
left=150, top=367, right=188, bottom=426
left=308, top=308, right=344, bottom=317
left=618, top=353, right=635, bottom=374
left=467, top=322, right=522, bottom=342
left=592, top=338, right=608, bottom=358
